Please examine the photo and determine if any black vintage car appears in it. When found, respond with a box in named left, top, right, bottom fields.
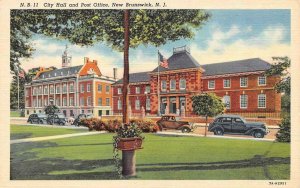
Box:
left=47, top=113, right=67, bottom=125
left=27, top=113, right=48, bottom=124
left=208, top=114, right=269, bottom=138
left=73, top=113, right=94, bottom=126
left=156, top=115, right=193, bottom=133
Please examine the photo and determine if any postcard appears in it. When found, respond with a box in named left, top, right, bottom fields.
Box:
left=0, top=0, right=299, bottom=187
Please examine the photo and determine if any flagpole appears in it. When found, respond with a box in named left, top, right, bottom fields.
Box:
left=157, top=50, right=161, bottom=116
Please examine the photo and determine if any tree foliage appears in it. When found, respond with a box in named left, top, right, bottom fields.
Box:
left=44, top=105, right=59, bottom=114
left=265, top=56, right=290, bottom=95
left=10, top=9, right=210, bottom=50
left=192, top=93, right=225, bottom=118
left=276, top=115, right=290, bottom=142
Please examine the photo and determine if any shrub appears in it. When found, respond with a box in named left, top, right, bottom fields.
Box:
left=80, top=118, right=106, bottom=131
left=104, top=119, right=122, bottom=132
left=276, top=115, right=290, bottom=142
left=130, top=118, right=158, bottom=133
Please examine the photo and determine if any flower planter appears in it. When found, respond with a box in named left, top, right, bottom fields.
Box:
left=117, top=137, right=143, bottom=151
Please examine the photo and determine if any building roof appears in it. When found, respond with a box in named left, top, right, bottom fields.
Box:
left=201, top=58, right=271, bottom=76
left=113, top=72, right=150, bottom=85
left=152, top=51, right=200, bottom=72
left=34, top=65, right=83, bottom=80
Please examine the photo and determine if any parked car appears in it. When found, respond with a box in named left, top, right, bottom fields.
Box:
left=208, top=114, right=269, bottom=138
left=47, top=113, right=67, bottom=125
left=156, top=115, right=193, bottom=133
left=27, top=113, right=48, bottom=124
left=73, top=113, right=94, bottom=126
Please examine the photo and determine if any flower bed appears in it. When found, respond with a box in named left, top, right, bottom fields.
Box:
left=80, top=118, right=159, bottom=133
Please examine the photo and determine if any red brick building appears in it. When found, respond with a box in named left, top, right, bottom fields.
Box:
left=25, top=46, right=116, bottom=117
left=112, top=46, right=281, bottom=117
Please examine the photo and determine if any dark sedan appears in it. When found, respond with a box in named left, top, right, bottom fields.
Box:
left=47, top=113, right=67, bottom=125
left=27, top=113, right=48, bottom=124
left=208, top=114, right=269, bottom=138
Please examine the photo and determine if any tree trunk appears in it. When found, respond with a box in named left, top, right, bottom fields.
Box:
left=205, top=115, right=208, bottom=137
left=122, top=10, right=130, bottom=124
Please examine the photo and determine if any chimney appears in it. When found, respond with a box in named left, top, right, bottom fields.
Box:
left=113, top=68, right=118, bottom=80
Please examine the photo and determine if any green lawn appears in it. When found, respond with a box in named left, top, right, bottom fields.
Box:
left=11, top=124, right=88, bottom=139
left=10, top=111, right=21, bottom=117
left=10, top=131, right=290, bottom=180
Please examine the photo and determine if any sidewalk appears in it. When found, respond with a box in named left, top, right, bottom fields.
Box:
left=156, top=131, right=275, bottom=142
left=11, top=131, right=106, bottom=144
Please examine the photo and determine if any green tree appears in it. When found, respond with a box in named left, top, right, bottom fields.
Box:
left=44, top=105, right=59, bottom=114
left=11, top=9, right=210, bottom=123
left=192, top=93, right=225, bottom=136
left=264, top=56, right=290, bottom=142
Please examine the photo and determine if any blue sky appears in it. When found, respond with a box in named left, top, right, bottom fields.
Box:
left=21, top=9, right=291, bottom=77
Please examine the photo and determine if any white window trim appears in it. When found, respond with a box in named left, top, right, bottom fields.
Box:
left=145, top=86, right=150, bottom=94
left=63, top=97, right=67, bottom=106
left=69, top=97, right=74, bottom=106
left=223, top=95, right=231, bottom=109
left=106, top=98, right=110, bottom=106
left=240, top=95, right=248, bottom=109
left=135, top=99, right=140, bottom=110
left=135, top=87, right=140, bottom=94
left=240, top=77, right=248, bottom=88
left=223, top=79, right=231, bottom=88
left=98, top=84, right=102, bottom=93
left=146, top=98, right=151, bottom=110
left=87, top=84, right=91, bottom=92
left=118, top=88, right=122, bottom=94
left=170, top=79, right=176, bottom=91
left=106, top=86, right=110, bottom=94
left=98, top=98, right=102, bottom=106
left=258, top=94, right=266, bottom=108
left=179, top=79, right=186, bottom=90
left=117, top=99, right=122, bottom=110
left=69, top=83, right=74, bottom=93
left=87, top=97, right=92, bottom=106
left=258, top=76, right=267, bottom=86
left=80, top=84, right=84, bottom=93
left=208, top=80, right=215, bottom=89
left=161, top=80, right=167, bottom=91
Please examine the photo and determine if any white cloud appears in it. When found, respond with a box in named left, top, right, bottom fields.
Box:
left=191, top=24, right=290, bottom=64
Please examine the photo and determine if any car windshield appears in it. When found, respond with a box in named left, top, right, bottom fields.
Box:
left=57, top=114, right=65, bottom=118
left=37, top=114, right=47, bottom=118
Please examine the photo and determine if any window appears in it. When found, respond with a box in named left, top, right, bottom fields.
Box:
left=118, top=88, right=122, bottom=94
left=234, top=118, right=244, bottom=123
left=98, top=84, right=102, bottom=92
left=63, top=84, right=67, bottom=93
left=87, top=84, right=91, bottom=92
left=56, top=85, right=60, bottom=94
left=161, top=80, right=167, bottom=91
left=38, top=99, right=42, bottom=107
left=44, top=99, right=48, bottom=106
left=146, top=98, right=150, bottom=110
left=258, top=76, right=266, bottom=86
left=56, top=98, right=60, bottom=106
left=50, top=85, right=54, bottom=94
left=145, top=86, right=150, bottom=94
left=69, top=83, right=74, bottom=92
left=135, top=99, right=140, bottom=110
left=39, top=86, right=42, bottom=94
left=179, top=79, right=186, bottom=90
left=80, top=98, right=84, bottom=106
left=87, top=97, right=92, bottom=106
left=43, top=87, right=48, bottom=94
left=69, top=97, right=74, bottom=106
left=80, top=84, right=84, bottom=93
left=106, top=85, right=110, bottom=93
left=63, top=97, right=67, bottom=106
left=106, top=98, right=110, bottom=106
left=258, top=94, right=266, bottom=108
left=118, top=99, right=122, bottom=110
left=208, top=80, right=215, bottom=89
left=98, top=98, right=102, bottom=106
left=170, top=79, right=176, bottom=90
left=240, top=94, right=248, bottom=109
left=223, top=79, right=231, bottom=88
left=240, top=77, right=248, bottom=87
left=223, top=95, right=231, bottom=109
left=136, top=87, right=140, bottom=94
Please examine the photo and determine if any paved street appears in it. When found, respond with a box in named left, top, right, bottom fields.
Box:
left=11, top=117, right=279, bottom=141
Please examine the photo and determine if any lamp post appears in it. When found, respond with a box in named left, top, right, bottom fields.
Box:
left=14, top=63, right=20, bottom=111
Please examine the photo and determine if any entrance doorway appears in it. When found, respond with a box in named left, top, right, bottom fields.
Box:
left=169, top=97, right=176, bottom=114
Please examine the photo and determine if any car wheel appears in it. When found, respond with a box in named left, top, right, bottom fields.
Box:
left=181, top=127, right=190, bottom=133
left=253, top=130, right=264, bottom=138
left=39, top=120, right=43, bottom=124
left=29, top=120, right=33, bottom=124
left=59, top=122, right=65, bottom=126
left=49, top=121, right=53, bottom=125
left=214, top=128, right=224, bottom=135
